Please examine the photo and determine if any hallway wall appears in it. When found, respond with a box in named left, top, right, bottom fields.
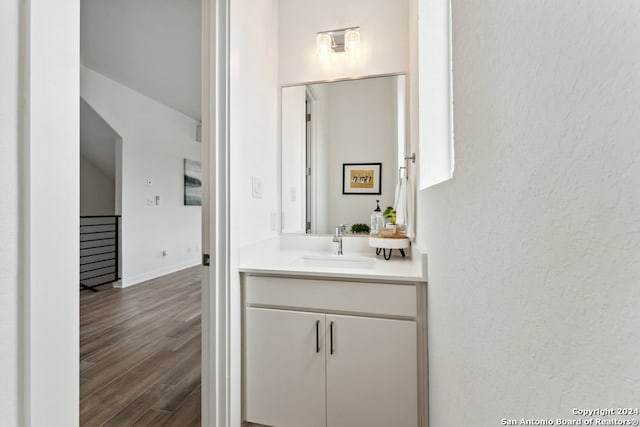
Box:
left=81, top=66, right=202, bottom=287
left=80, top=155, right=116, bottom=215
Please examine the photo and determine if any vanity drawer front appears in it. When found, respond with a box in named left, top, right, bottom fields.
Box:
left=244, top=275, right=416, bottom=318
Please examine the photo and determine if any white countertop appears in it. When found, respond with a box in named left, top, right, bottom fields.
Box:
left=238, top=235, right=427, bottom=283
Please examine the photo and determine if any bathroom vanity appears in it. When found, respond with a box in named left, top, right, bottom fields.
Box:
left=246, top=70, right=425, bottom=426
left=239, top=236, right=428, bottom=427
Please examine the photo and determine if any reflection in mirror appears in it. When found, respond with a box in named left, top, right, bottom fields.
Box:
left=281, top=75, right=406, bottom=234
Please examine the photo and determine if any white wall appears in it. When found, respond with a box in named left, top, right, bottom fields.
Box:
left=0, top=0, right=21, bottom=424
left=81, top=66, right=201, bottom=287
left=323, top=77, right=398, bottom=231
left=230, top=0, right=280, bottom=424
left=278, top=0, right=409, bottom=85
left=80, top=155, right=116, bottom=215
left=420, top=1, right=640, bottom=425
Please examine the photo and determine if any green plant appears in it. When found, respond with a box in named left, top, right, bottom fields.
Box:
left=383, top=206, right=396, bottom=225
left=350, top=223, right=370, bottom=234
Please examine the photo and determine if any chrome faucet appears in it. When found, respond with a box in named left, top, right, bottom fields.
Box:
left=332, top=225, right=344, bottom=255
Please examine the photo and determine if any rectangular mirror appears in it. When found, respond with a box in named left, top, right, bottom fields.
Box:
left=281, top=74, right=407, bottom=234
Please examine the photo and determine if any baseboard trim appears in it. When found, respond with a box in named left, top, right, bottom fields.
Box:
left=119, top=259, right=201, bottom=288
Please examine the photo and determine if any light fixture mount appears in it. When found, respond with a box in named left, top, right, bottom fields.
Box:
left=316, top=26, right=360, bottom=54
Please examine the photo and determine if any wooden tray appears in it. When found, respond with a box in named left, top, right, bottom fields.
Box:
left=368, top=236, right=411, bottom=249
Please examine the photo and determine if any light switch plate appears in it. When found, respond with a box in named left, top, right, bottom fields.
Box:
left=252, top=176, right=263, bottom=199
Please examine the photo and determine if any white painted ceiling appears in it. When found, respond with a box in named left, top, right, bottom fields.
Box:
left=80, top=99, right=119, bottom=180
left=80, top=0, right=202, bottom=121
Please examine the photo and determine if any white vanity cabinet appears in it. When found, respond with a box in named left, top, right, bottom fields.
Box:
left=245, top=307, right=326, bottom=427
left=325, top=313, right=418, bottom=427
left=242, top=274, right=427, bottom=427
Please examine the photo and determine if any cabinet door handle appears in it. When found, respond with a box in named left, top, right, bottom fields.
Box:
left=315, top=320, right=320, bottom=353
left=330, top=321, right=334, bottom=355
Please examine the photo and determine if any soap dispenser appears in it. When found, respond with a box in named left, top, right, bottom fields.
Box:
left=370, top=200, right=384, bottom=236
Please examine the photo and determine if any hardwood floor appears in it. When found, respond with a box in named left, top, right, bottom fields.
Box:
left=80, top=266, right=202, bottom=426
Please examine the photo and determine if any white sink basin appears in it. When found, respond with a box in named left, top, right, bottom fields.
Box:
left=294, top=255, right=375, bottom=270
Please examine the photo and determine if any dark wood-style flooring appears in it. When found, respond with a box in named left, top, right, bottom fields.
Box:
left=80, top=266, right=202, bottom=426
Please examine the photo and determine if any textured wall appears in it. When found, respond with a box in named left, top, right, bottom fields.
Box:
left=418, top=1, right=640, bottom=425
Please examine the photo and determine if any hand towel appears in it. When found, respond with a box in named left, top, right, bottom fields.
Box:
left=394, top=174, right=415, bottom=239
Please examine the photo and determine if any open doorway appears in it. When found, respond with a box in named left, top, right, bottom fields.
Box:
left=78, top=0, right=203, bottom=424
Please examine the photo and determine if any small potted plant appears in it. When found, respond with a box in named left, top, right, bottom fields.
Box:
left=350, top=223, right=371, bottom=235
left=383, top=206, right=396, bottom=225
left=381, top=207, right=400, bottom=237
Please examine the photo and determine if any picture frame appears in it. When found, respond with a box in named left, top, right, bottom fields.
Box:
left=342, top=163, right=382, bottom=195
left=184, top=159, right=203, bottom=206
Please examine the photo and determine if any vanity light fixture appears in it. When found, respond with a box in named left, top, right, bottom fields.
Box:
left=316, top=32, right=333, bottom=55
left=343, top=28, right=360, bottom=52
left=316, top=27, right=360, bottom=55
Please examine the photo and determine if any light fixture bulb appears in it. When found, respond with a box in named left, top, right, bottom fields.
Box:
left=316, top=33, right=333, bottom=55
left=344, top=29, right=360, bottom=52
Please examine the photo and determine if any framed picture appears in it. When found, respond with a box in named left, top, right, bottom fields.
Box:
left=342, top=163, right=382, bottom=195
left=184, top=159, right=202, bottom=206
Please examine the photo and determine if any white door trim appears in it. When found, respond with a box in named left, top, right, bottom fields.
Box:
left=202, top=0, right=231, bottom=425
left=20, top=0, right=81, bottom=425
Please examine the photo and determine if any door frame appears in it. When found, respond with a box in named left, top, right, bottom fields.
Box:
left=201, top=0, right=231, bottom=425
left=304, top=87, right=317, bottom=234
left=19, top=0, right=231, bottom=425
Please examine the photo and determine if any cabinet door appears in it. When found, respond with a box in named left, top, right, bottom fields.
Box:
left=245, top=307, right=326, bottom=427
left=326, top=315, right=418, bottom=427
